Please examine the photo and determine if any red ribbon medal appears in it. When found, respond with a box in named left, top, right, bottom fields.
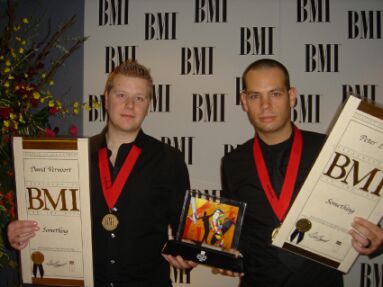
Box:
left=98, top=145, right=141, bottom=230
left=252, top=126, right=303, bottom=221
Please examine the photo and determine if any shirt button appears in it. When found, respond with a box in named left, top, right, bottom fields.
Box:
left=111, top=233, right=116, bottom=238
left=110, top=259, right=116, bottom=264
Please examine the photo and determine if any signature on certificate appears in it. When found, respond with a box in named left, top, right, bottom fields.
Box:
left=309, top=232, right=330, bottom=243
left=46, top=260, right=67, bottom=268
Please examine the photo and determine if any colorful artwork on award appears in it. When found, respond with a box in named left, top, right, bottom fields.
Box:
left=181, top=194, right=241, bottom=250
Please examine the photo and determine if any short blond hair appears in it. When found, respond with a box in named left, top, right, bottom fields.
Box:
left=104, top=60, right=153, bottom=99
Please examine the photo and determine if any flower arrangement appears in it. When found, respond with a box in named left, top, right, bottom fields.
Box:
left=0, top=0, right=87, bottom=278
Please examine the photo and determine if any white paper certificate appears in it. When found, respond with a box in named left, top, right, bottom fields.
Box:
left=272, top=96, right=383, bottom=273
left=13, top=137, right=93, bottom=286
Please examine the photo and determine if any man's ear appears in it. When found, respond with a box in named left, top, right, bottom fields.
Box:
left=104, top=92, right=109, bottom=110
left=240, top=92, right=248, bottom=112
left=288, top=87, right=297, bottom=108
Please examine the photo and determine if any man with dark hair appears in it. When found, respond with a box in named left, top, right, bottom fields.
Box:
left=8, top=60, right=196, bottom=286
left=219, top=58, right=382, bottom=286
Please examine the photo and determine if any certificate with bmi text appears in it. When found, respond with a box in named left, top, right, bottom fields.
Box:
left=272, top=96, right=383, bottom=273
left=13, top=137, right=93, bottom=286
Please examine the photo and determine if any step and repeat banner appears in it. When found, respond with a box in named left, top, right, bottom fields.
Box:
left=83, top=0, right=382, bottom=286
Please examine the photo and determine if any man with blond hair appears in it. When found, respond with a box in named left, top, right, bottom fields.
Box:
left=8, top=60, right=196, bottom=286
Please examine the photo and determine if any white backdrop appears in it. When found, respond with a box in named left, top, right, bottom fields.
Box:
left=83, top=1, right=383, bottom=286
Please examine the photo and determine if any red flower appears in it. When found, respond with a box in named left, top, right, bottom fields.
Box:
left=45, top=128, right=56, bottom=137
left=10, top=205, right=16, bottom=220
left=49, top=107, right=59, bottom=115
left=4, top=191, right=13, bottom=200
left=0, top=107, right=12, bottom=119
left=30, top=97, right=40, bottom=107
left=68, top=124, right=77, bottom=137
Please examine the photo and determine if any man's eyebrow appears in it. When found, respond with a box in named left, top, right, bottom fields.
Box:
left=269, top=88, right=285, bottom=93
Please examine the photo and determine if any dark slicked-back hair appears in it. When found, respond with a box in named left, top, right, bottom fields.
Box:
left=242, top=58, right=291, bottom=91
left=104, top=59, right=153, bottom=99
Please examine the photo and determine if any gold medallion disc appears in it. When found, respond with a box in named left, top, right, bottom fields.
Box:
left=102, top=213, right=119, bottom=231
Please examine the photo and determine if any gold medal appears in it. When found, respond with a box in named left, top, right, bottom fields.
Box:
left=102, top=213, right=119, bottom=231
left=296, top=218, right=312, bottom=233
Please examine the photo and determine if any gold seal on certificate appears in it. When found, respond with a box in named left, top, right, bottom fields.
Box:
left=296, top=218, right=312, bottom=233
left=31, top=251, right=45, bottom=265
left=102, top=213, right=119, bottom=231
left=290, top=218, right=312, bottom=244
left=31, top=251, right=45, bottom=278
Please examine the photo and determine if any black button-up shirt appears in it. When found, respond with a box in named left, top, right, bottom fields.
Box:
left=90, top=130, right=189, bottom=286
left=222, top=129, right=343, bottom=287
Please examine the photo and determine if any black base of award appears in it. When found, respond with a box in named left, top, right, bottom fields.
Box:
left=162, top=240, right=244, bottom=273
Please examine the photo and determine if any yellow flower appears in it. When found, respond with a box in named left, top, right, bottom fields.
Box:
left=13, top=25, right=20, bottom=32
left=48, top=100, right=55, bottom=107
left=49, top=80, right=54, bottom=86
left=22, top=18, right=29, bottom=24
left=21, top=40, right=27, bottom=45
left=10, top=113, right=16, bottom=120
left=73, top=108, right=79, bottom=115
left=33, top=92, right=40, bottom=99
left=42, top=73, right=46, bottom=79
left=4, top=68, right=10, bottom=73
left=19, top=113, right=25, bottom=124
left=3, top=120, right=10, bottom=128
left=73, top=101, right=79, bottom=108
left=4, top=81, right=10, bottom=88
left=5, top=60, right=11, bottom=66
left=19, top=47, right=24, bottom=54
left=8, top=75, right=14, bottom=80
left=12, top=120, right=18, bottom=130
left=93, top=101, right=101, bottom=109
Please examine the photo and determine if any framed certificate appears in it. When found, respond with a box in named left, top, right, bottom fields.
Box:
left=272, top=96, right=383, bottom=273
left=13, top=137, right=94, bottom=286
left=162, top=190, right=246, bottom=272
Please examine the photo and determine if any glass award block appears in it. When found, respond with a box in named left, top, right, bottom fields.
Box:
left=162, top=190, right=246, bottom=272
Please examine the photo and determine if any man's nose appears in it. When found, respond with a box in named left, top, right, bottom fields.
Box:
left=124, top=96, right=135, bottom=108
left=260, top=95, right=271, bottom=109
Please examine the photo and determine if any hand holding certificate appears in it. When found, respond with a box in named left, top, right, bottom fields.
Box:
left=13, top=137, right=93, bottom=286
left=272, top=95, right=383, bottom=273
